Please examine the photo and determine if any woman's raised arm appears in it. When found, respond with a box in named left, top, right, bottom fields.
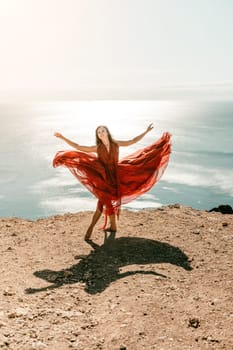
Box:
left=54, top=132, right=97, bottom=153
left=117, top=123, right=154, bottom=147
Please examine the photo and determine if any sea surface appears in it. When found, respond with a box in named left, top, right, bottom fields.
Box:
left=0, top=100, right=232, bottom=219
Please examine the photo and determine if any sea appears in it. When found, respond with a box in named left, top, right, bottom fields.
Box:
left=0, top=100, right=232, bottom=220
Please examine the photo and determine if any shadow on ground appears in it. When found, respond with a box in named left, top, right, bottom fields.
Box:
left=26, top=233, right=192, bottom=295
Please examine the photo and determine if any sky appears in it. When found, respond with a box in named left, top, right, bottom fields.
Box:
left=0, top=0, right=233, bottom=100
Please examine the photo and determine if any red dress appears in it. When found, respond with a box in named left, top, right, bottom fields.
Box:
left=53, top=132, right=171, bottom=224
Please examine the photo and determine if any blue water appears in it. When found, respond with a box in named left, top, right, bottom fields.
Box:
left=0, top=100, right=232, bottom=219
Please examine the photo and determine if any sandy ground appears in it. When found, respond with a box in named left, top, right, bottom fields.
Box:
left=0, top=204, right=232, bottom=350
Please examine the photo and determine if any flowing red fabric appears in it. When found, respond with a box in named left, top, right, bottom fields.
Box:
left=53, top=132, right=171, bottom=226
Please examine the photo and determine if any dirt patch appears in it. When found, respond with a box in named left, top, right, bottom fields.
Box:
left=0, top=205, right=232, bottom=349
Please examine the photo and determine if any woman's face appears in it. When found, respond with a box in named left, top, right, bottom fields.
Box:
left=97, top=126, right=108, bottom=141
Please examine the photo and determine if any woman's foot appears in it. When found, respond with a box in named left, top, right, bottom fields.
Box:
left=103, top=227, right=116, bottom=243
left=84, top=226, right=93, bottom=241
left=84, top=207, right=102, bottom=241
left=104, top=227, right=117, bottom=233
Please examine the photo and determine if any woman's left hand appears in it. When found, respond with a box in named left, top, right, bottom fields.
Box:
left=146, top=123, right=154, bottom=132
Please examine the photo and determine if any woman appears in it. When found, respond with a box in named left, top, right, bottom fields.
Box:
left=53, top=124, right=171, bottom=240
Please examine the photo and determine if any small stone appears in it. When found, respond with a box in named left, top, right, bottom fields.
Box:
left=8, top=307, right=29, bottom=318
left=174, top=203, right=181, bottom=208
left=69, top=338, right=76, bottom=343
left=3, top=288, right=15, bottom=296
left=64, top=270, right=73, bottom=278
left=188, top=318, right=200, bottom=328
left=169, top=203, right=180, bottom=209
left=110, top=304, right=117, bottom=310
left=119, top=345, right=127, bottom=350
left=222, top=222, right=228, bottom=227
left=157, top=206, right=165, bottom=211
left=120, top=323, right=127, bottom=328
left=192, top=230, right=200, bottom=235
left=139, top=331, right=146, bottom=337
left=193, top=296, right=200, bottom=301
left=47, top=224, right=54, bottom=229
left=47, top=336, right=54, bottom=341
left=31, top=340, right=47, bottom=349
left=47, top=274, right=58, bottom=282
left=0, top=321, right=7, bottom=327
left=29, top=331, right=38, bottom=339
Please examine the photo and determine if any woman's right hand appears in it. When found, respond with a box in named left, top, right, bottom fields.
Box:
left=54, top=132, right=63, bottom=139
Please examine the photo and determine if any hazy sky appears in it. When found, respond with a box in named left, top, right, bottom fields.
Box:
left=0, top=0, right=233, bottom=100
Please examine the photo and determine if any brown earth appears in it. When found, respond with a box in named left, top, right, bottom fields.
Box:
left=0, top=205, right=232, bottom=350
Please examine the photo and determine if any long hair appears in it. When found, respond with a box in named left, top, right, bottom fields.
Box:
left=95, top=125, right=116, bottom=146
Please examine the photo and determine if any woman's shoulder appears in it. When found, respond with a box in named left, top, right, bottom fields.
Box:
left=112, top=140, right=119, bottom=146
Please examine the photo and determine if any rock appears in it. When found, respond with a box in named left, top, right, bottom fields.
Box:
left=3, top=288, right=15, bottom=296
left=192, top=230, right=200, bottom=235
left=222, top=222, right=228, bottom=227
left=169, top=203, right=181, bottom=209
left=209, top=205, right=233, bottom=214
left=188, top=318, right=200, bottom=328
left=64, top=270, right=74, bottom=278
left=0, top=321, right=7, bottom=327
left=119, top=345, right=127, bottom=350
left=0, top=340, right=10, bottom=347
left=47, top=274, right=58, bottom=282
left=201, top=336, right=220, bottom=343
left=8, top=307, right=29, bottom=318
left=31, top=340, right=47, bottom=349
left=47, top=224, right=54, bottom=229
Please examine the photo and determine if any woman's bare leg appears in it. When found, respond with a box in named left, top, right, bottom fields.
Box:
left=84, top=208, right=102, bottom=240
left=109, top=214, right=117, bottom=232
